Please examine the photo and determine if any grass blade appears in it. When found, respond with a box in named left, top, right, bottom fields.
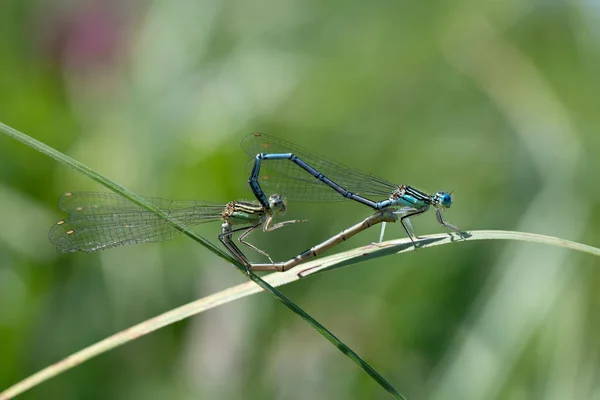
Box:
left=2, top=229, right=595, bottom=399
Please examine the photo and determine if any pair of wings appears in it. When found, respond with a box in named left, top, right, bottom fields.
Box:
left=49, top=192, right=226, bottom=253
left=241, top=133, right=399, bottom=203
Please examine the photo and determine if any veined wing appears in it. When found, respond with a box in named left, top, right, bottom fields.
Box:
left=241, top=133, right=399, bottom=202
left=50, top=192, right=225, bottom=253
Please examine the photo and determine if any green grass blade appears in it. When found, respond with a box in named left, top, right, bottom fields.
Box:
left=0, top=121, right=405, bottom=400
left=3, top=228, right=595, bottom=400
left=297, top=229, right=600, bottom=277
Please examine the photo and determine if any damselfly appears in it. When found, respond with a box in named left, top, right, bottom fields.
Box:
left=242, top=132, right=462, bottom=244
left=49, top=191, right=304, bottom=269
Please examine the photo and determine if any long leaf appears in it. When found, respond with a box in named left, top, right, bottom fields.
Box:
left=2, top=229, right=597, bottom=399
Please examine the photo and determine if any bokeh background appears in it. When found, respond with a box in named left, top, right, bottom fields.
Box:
left=2, top=1, right=600, bottom=399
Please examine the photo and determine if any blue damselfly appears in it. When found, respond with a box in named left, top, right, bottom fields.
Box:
left=242, top=132, right=461, bottom=244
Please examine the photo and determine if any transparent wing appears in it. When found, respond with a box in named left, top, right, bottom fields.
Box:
left=241, top=133, right=399, bottom=202
left=49, top=192, right=225, bottom=253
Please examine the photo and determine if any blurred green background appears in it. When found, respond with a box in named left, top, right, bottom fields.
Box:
left=2, top=1, right=600, bottom=399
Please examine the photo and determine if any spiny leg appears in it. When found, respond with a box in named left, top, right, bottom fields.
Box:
left=378, top=207, right=418, bottom=243
left=263, top=214, right=308, bottom=232
left=400, top=208, right=428, bottom=247
left=435, top=208, right=463, bottom=237
left=378, top=222, right=387, bottom=243
left=403, top=216, right=416, bottom=239
left=238, top=222, right=276, bottom=263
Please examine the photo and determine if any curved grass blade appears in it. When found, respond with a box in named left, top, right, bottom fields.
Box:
left=3, top=229, right=598, bottom=400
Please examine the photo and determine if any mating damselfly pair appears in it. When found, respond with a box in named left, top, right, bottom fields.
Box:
left=49, top=133, right=462, bottom=272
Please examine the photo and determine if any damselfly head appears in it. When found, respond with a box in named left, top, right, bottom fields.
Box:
left=268, top=193, right=286, bottom=214
left=433, top=191, right=452, bottom=208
